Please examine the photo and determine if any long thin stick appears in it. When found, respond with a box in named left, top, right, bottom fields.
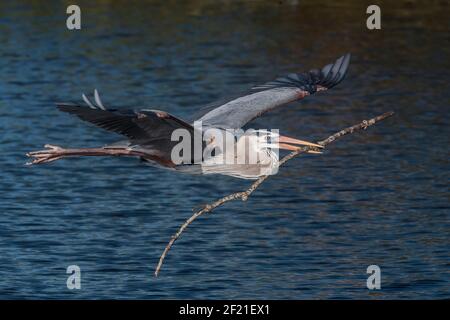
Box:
left=154, top=111, right=394, bottom=276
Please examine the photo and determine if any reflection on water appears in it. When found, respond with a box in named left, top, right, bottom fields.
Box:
left=0, top=1, right=448, bottom=299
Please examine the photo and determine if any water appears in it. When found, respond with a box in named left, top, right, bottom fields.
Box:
left=0, top=1, right=448, bottom=299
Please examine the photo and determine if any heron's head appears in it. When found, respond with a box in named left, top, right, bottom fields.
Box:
left=237, top=130, right=280, bottom=153
left=256, top=130, right=280, bottom=153
left=201, top=129, right=285, bottom=178
left=246, top=130, right=323, bottom=153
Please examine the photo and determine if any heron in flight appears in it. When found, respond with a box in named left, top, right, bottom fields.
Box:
left=27, top=54, right=350, bottom=179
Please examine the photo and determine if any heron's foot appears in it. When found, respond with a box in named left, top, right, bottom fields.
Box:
left=26, top=144, right=66, bottom=165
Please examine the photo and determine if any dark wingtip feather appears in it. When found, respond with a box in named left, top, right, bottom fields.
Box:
left=56, top=103, right=78, bottom=113
left=56, top=103, right=90, bottom=117
left=56, top=102, right=75, bottom=108
left=251, top=53, right=351, bottom=94
left=319, top=53, right=351, bottom=89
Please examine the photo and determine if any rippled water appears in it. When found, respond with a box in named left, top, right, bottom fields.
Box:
left=0, top=1, right=448, bottom=299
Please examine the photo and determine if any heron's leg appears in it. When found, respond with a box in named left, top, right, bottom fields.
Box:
left=26, top=144, right=147, bottom=165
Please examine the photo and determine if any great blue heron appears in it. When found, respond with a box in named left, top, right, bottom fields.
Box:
left=27, top=54, right=350, bottom=179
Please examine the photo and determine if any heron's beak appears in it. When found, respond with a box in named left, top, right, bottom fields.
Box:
left=278, top=135, right=323, bottom=150
left=278, top=143, right=323, bottom=153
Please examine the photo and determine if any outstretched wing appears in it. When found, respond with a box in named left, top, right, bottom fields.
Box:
left=57, top=97, right=199, bottom=165
left=57, top=92, right=195, bottom=148
left=198, top=53, right=351, bottom=129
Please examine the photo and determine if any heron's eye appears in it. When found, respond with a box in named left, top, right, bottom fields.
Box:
left=264, top=134, right=272, bottom=144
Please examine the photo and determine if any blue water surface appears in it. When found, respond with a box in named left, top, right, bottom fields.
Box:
left=0, top=1, right=448, bottom=299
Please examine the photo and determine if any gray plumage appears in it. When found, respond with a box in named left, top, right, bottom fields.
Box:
left=50, top=54, right=351, bottom=179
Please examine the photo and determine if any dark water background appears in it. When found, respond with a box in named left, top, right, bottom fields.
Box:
left=0, top=0, right=448, bottom=299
